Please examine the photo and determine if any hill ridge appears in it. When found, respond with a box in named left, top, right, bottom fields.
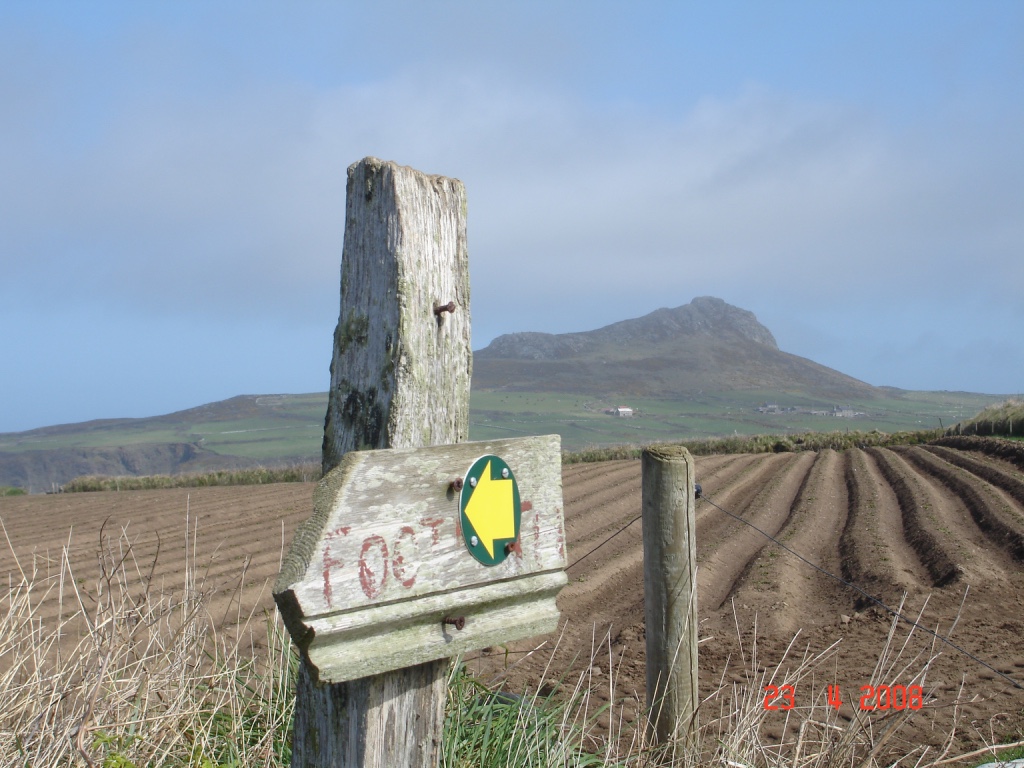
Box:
left=478, top=296, right=777, bottom=360
left=4, top=298, right=1007, bottom=491
left=473, top=295, right=876, bottom=400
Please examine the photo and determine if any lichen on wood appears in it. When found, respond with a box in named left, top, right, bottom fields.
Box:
left=286, top=157, right=474, bottom=768
left=642, top=445, right=698, bottom=746
left=274, top=435, right=566, bottom=683
left=322, top=157, right=471, bottom=475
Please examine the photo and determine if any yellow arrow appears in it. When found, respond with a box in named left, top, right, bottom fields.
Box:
left=465, top=460, right=516, bottom=558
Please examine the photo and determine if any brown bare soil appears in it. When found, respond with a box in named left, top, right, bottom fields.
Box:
left=479, top=446, right=1024, bottom=759
left=2, top=441, right=1023, bottom=759
left=0, top=485, right=316, bottom=654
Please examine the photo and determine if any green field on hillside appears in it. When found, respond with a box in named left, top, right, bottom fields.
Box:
left=0, top=394, right=326, bottom=461
left=0, top=390, right=1008, bottom=463
left=468, top=389, right=1005, bottom=450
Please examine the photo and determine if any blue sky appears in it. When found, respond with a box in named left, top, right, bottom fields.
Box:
left=1, top=2, right=1022, bottom=433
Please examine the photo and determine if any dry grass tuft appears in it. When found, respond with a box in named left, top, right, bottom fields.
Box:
left=62, top=463, right=322, bottom=493
left=684, top=598, right=942, bottom=768
left=950, top=399, right=1024, bottom=439
left=0, top=513, right=294, bottom=767
left=0, top=510, right=1006, bottom=768
left=472, top=594, right=985, bottom=768
left=562, top=429, right=945, bottom=465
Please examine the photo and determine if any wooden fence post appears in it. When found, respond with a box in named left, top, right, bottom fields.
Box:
left=291, top=157, right=470, bottom=767
left=642, top=445, right=698, bottom=747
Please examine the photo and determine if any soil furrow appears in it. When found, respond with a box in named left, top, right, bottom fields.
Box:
left=878, top=449, right=1018, bottom=585
left=561, top=461, right=641, bottom=509
left=562, top=545, right=644, bottom=626
left=566, top=455, right=764, bottom=559
left=692, top=454, right=759, bottom=496
left=0, top=485, right=314, bottom=626
left=699, top=452, right=813, bottom=610
left=560, top=455, right=758, bottom=651
left=931, top=435, right=1024, bottom=472
left=758, top=449, right=849, bottom=634
left=563, top=457, right=639, bottom=483
left=840, top=449, right=931, bottom=609
left=693, top=454, right=789, bottom=540
left=5, top=445, right=1024, bottom=760
left=563, top=488, right=642, bottom=568
left=923, top=445, right=1024, bottom=507
left=867, top=447, right=960, bottom=587
left=895, top=446, right=1024, bottom=562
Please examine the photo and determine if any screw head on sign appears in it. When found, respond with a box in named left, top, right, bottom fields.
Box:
left=469, top=476, right=477, bottom=487
left=470, top=535, right=479, bottom=547
left=501, top=467, right=509, bottom=479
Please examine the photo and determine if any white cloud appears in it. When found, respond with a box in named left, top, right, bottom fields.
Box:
left=1, top=28, right=1021, bottom=401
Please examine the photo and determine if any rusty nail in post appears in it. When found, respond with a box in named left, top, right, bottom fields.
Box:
left=449, top=477, right=464, bottom=492
left=504, top=540, right=519, bottom=556
left=443, top=616, right=466, bottom=631
left=434, top=301, right=457, bottom=316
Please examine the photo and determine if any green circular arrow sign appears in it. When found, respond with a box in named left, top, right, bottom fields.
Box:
left=459, top=454, right=521, bottom=566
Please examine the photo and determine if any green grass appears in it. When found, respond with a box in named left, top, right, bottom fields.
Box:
left=0, top=389, right=1008, bottom=496
left=470, top=389, right=1004, bottom=452
left=443, top=662, right=614, bottom=767
left=0, top=393, right=326, bottom=462
left=969, top=743, right=1024, bottom=767
left=0, top=486, right=26, bottom=497
left=2, top=391, right=1005, bottom=475
left=987, top=744, right=1024, bottom=764
left=950, top=398, right=1024, bottom=439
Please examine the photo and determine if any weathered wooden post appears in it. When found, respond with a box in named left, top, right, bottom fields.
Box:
left=642, top=444, right=698, bottom=747
left=274, top=157, right=567, bottom=767
left=320, top=157, right=472, bottom=471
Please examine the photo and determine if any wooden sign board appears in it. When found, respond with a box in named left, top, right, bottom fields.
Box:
left=274, top=434, right=567, bottom=683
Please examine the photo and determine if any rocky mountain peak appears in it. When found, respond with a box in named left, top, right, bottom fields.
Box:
left=654, top=296, right=779, bottom=349
left=477, top=296, right=778, bottom=360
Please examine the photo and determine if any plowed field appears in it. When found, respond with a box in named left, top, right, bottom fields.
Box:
left=2, top=438, right=1023, bottom=758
